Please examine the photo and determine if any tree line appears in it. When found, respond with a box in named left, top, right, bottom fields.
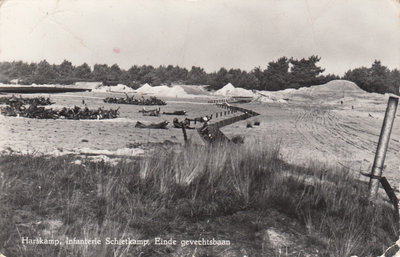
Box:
left=0, top=57, right=398, bottom=93
left=343, top=60, right=400, bottom=94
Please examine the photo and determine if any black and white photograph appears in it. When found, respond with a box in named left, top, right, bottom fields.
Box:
left=0, top=0, right=399, bottom=256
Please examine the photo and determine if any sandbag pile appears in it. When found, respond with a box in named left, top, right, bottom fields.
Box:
left=1, top=103, right=119, bottom=120
left=103, top=95, right=166, bottom=105
left=0, top=95, right=54, bottom=106
left=57, top=106, right=120, bottom=119
left=1, top=103, right=58, bottom=119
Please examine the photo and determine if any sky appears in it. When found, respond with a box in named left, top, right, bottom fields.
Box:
left=0, top=0, right=399, bottom=75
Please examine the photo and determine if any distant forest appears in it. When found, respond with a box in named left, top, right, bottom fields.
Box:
left=0, top=56, right=398, bottom=94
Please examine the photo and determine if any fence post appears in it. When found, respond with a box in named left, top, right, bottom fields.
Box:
left=368, top=96, right=399, bottom=200
left=181, top=122, right=188, bottom=143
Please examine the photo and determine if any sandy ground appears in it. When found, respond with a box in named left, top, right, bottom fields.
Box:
left=222, top=100, right=400, bottom=192
left=0, top=92, right=240, bottom=155
left=1, top=82, right=400, bottom=193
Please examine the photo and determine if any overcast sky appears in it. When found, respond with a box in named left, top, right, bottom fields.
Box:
left=0, top=0, right=399, bottom=75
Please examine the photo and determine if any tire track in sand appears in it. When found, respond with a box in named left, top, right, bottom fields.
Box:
left=293, top=108, right=389, bottom=159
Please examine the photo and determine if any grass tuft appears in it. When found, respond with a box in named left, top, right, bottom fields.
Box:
left=0, top=142, right=396, bottom=256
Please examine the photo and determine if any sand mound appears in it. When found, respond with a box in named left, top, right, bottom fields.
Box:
left=253, top=95, right=275, bottom=103
left=294, top=80, right=364, bottom=97
left=288, top=80, right=368, bottom=103
left=179, top=85, right=211, bottom=95
left=136, top=84, right=194, bottom=98
left=253, top=94, right=288, bottom=104
left=256, top=80, right=367, bottom=103
left=214, top=83, right=235, bottom=96
left=111, top=84, right=136, bottom=93
left=74, top=82, right=103, bottom=89
left=92, top=84, right=135, bottom=93
left=214, top=83, right=255, bottom=97
left=136, top=83, right=152, bottom=93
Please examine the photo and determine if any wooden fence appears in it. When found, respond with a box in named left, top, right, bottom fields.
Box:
left=197, top=102, right=259, bottom=144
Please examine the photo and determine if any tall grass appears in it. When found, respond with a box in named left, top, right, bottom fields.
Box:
left=0, top=142, right=396, bottom=256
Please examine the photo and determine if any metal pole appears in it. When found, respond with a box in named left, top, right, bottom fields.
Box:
left=368, top=96, right=399, bottom=200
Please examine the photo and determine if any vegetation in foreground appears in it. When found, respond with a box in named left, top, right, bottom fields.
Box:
left=0, top=142, right=397, bottom=257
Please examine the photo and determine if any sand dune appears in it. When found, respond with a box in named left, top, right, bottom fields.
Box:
left=136, top=84, right=196, bottom=98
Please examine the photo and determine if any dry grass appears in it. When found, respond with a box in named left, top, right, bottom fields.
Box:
left=0, top=141, right=397, bottom=256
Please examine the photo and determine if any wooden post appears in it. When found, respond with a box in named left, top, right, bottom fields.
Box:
left=181, top=122, right=188, bottom=143
left=368, top=96, right=399, bottom=200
